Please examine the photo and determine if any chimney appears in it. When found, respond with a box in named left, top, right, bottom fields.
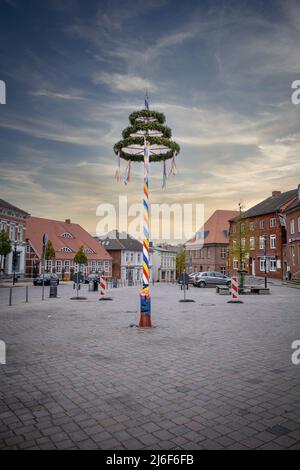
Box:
left=65, top=219, right=71, bottom=224
left=272, top=191, right=281, bottom=197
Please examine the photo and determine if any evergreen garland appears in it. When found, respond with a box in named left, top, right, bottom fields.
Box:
left=114, top=108, right=180, bottom=162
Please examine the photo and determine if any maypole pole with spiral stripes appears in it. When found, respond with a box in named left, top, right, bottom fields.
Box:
left=139, top=139, right=152, bottom=327
left=113, top=94, right=180, bottom=328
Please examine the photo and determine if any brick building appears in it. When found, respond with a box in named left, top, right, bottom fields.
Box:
left=283, top=186, right=300, bottom=280
left=228, top=189, right=298, bottom=279
left=25, top=217, right=112, bottom=279
left=185, top=210, right=239, bottom=275
left=0, top=199, right=29, bottom=277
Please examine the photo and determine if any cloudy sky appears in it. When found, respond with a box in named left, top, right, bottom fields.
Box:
left=0, top=0, right=299, bottom=237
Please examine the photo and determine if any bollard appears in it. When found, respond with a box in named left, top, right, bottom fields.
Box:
left=26, top=285, right=29, bottom=303
left=227, top=276, right=243, bottom=304
left=9, top=287, right=12, bottom=306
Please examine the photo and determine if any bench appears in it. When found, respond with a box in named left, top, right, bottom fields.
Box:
left=250, top=286, right=270, bottom=295
left=216, top=285, right=230, bottom=295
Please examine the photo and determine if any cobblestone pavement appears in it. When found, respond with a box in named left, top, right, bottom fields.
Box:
left=0, top=283, right=300, bottom=450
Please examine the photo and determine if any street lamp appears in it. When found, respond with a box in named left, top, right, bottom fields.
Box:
left=12, top=241, right=18, bottom=285
left=264, top=233, right=268, bottom=288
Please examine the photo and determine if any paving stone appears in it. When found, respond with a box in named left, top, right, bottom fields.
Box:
left=0, top=283, right=300, bottom=450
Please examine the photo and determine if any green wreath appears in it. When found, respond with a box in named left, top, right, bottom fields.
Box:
left=129, top=109, right=166, bottom=125
left=122, top=122, right=172, bottom=139
left=114, top=108, right=180, bottom=162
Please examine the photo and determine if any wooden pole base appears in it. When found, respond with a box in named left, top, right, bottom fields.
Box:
left=139, top=313, right=152, bottom=328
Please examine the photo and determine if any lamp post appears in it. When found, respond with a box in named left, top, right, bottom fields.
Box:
left=264, top=233, right=268, bottom=288
left=12, top=241, right=18, bottom=286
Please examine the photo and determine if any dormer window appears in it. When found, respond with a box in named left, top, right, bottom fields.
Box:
left=61, top=232, right=74, bottom=239
left=59, top=246, right=73, bottom=253
left=84, top=246, right=95, bottom=255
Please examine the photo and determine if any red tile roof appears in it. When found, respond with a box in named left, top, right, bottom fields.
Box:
left=27, top=217, right=112, bottom=260
left=186, top=210, right=239, bottom=246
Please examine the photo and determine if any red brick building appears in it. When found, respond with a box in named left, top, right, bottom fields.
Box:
left=25, top=217, right=112, bottom=279
left=283, top=186, right=300, bottom=280
left=0, top=199, right=29, bottom=277
left=185, top=210, right=239, bottom=275
left=228, top=189, right=298, bottom=279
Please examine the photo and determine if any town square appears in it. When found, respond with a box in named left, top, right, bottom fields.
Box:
left=1, top=0, right=300, bottom=455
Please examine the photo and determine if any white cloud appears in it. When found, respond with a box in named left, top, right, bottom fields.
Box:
left=92, top=72, right=156, bottom=93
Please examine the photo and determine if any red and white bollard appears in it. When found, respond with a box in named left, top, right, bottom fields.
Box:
left=99, top=275, right=113, bottom=301
left=99, top=275, right=106, bottom=300
left=228, top=276, right=243, bottom=304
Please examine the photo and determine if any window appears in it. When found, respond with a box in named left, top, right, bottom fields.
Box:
left=249, top=222, right=254, bottom=232
left=241, top=223, right=245, bottom=233
left=56, top=260, right=62, bottom=274
left=233, top=258, right=239, bottom=270
left=46, top=260, right=52, bottom=272
left=61, top=232, right=73, bottom=239
left=270, top=218, right=276, bottom=228
left=137, top=253, right=141, bottom=264
left=104, top=261, right=110, bottom=272
left=125, top=252, right=129, bottom=263
left=220, top=267, right=226, bottom=275
left=17, top=224, right=23, bottom=241
left=250, top=237, right=255, bottom=250
left=290, top=219, right=295, bottom=235
left=259, top=220, right=264, bottom=229
left=91, top=261, right=97, bottom=272
left=270, top=235, right=276, bottom=249
left=241, top=238, right=246, bottom=249
left=64, top=260, right=70, bottom=273
left=270, top=259, right=277, bottom=272
left=9, top=223, right=15, bottom=241
left=260, top=258, right=266, bottom=272
left=1, top=220, right=7, bottom=232
left=259, top=236, right=265, bottom=250
left=84, top=246, right=95, bottom=254
left=59, top=247, right=73, bottom=253
left=130, top=252, right=134, bottom=263
left=291, top=246, right=296, bottom=266
left=26, top=244, right=31, bottom=254
left=220, top=247, right=227, bottom=259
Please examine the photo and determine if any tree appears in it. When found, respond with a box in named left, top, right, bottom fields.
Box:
left=45, top=240, right=55, bottom=261
left=0, top=229, right=12, bottom=273
left=74, top=246, right=88, bottom=267
left=228, top=205, right=250, bottom=290
left=176, top=250, right=187, bottom=277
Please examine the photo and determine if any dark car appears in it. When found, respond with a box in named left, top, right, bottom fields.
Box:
left=194, top=272, right=231, bottom=288
left=84, top=273, right=100, bottom=284
left=33, top=273, right=59, bottom=286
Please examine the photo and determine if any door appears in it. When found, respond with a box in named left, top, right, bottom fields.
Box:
left=251, top=258, right=255, bottom=276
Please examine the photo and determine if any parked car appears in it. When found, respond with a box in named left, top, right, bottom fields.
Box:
left=194, top=272, right=231, bottom=288
left=84, top=273, right=100, bottom=284
left=188, top=272, right=201, bottom=284
left=33, top=273, right=59, bottom=286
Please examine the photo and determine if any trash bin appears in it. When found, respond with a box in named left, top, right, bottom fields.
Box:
left=49, top=279, right=58, bottom=298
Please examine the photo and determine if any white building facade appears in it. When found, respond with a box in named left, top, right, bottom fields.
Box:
left=152, top=247, right=176, bottom=282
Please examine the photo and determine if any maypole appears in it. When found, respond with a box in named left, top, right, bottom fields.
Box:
left=140, top=139, right=151, bottom=327
left=113, top=95, right=180, bottom=328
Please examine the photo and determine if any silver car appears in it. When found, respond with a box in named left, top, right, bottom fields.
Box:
left=194, top=272, right=231, bottom=288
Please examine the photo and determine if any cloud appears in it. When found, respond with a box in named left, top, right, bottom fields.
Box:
left=29, top=90, right=87, bottom=101
left=92, top=72, right=156, bottom=93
